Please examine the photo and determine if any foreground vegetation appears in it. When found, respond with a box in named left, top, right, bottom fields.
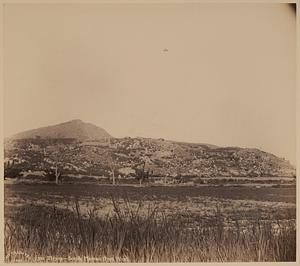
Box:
left=5, top=196, right=296, bottom=262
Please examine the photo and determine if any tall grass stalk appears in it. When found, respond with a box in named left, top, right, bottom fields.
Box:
left=4, top=197, right=296, bottom=262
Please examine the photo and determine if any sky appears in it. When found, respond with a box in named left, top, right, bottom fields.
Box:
left=4, top=3, right=296, bottom=164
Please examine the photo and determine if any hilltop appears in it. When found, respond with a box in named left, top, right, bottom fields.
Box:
left=7, top=119, right=112, bottom=141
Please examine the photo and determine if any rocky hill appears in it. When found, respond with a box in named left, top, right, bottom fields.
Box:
left=4, top=121, right=296, bottom=180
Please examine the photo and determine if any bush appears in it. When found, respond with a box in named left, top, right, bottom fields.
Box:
left=4, top=168, right=22, bottom=178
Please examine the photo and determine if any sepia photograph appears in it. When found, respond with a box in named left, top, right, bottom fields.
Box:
left=2, top=1, right=298, bottom=263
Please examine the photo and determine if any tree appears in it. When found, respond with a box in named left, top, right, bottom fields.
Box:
left=86, top=147, right=118, bottom=186
left=107, top=154, right=116, bottom=185
left=135, top=161, right=151, bottom=187
left=164, top=162, right=172, bottom=186
left=106, top=137, right=116, bottom=185
left=4, top=166, right=22, bottom=179
left=175, top=168, right=183, bottom=184
left=54, top=161, right=61, bottom=185
left=46, top=144, right=68, bottom=185
left=98, top=149, right=117, bottom=186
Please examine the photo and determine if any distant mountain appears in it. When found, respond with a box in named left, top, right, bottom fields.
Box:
left=7, top=119, right=112, bottom=141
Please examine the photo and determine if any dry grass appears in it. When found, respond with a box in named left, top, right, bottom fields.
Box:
left=4, top=197, right=296, bottom=263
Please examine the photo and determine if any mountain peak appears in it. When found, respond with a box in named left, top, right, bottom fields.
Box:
left=68, top=119, right=83, bottom=123
left=9, top=120, right=112, bottom=141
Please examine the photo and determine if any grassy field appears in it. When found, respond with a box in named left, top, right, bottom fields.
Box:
left=4, top=181, right=296, bottom=262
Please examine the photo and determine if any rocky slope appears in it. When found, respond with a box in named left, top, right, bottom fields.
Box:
left=4, top=122, right=296, bottom=179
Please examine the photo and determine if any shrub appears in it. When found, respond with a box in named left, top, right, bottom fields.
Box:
left=4, top=167, right=22, bottom=178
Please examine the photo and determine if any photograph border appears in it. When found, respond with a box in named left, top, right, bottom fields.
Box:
left=0, top=0, right=298, bottom=265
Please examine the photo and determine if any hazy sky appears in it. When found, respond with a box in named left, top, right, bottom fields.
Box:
left=4, top=3, right=296, bottom=164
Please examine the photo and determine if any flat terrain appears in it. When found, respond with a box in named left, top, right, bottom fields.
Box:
left=5, top=182, right=296, bottom=202
left=4, top=181, right=296, bottom=262
left=5, top=182, right=296, bottom=221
